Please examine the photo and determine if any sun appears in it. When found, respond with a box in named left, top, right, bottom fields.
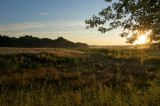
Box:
left=135, top=35, right=148, bottom=44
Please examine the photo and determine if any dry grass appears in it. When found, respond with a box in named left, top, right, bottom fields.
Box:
left=0, top=47, right=86, bottom=57
left=0, top=48, right=160, bottom=105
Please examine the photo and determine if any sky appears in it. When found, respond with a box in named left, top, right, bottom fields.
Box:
left=0, top=0, right=127, bottom=45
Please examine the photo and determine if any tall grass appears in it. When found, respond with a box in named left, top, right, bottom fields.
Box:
left=0, top=48, right=160, bottom=105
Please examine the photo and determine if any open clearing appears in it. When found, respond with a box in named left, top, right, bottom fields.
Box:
left=0, top=48, right=160, bottom=105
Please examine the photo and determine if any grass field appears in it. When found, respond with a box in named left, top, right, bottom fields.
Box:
left=0, top=47, right=160, bottom=105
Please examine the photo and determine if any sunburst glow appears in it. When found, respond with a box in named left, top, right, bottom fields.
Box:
left=135, top=35, right=148, bottom=44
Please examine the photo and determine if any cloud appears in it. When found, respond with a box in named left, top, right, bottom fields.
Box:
left=51, top=21, right=85, bottom=27
left=0, top=31, right=99, bottom=38
left=0, top=22, right=45, bottom=31
left=39, top=12, right=48, bottom=16
left=0, top=20, right=86, bottom=31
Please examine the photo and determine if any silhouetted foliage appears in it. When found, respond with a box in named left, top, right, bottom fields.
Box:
left=150, top=42, right=160, bottom=49
left=85, top=0, right=160, bottom=43
left=0, top=35, right=88, bottom=48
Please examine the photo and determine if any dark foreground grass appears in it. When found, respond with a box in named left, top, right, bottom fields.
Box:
left=0, top=48, right=160, bottom=105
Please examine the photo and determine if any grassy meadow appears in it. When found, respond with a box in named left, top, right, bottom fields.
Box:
left=0, top=47, right=160, bottom=105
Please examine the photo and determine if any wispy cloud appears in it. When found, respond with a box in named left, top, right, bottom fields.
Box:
left=39, top=12, right=48, bottom=16
left=0, top=30, right=98, bottom=35
left=51, top=21, right=85, bottom=27
left=0, top=22, right=45, bottom=31
left=0, top=20, right=86, bottom=31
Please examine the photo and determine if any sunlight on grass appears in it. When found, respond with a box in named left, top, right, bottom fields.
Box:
left=0, top=48, right=160, bottom=105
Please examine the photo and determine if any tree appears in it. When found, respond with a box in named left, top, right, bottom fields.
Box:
left=85, top=0, right=160, bottom=44
left=0, top=35, right=89, bottom=48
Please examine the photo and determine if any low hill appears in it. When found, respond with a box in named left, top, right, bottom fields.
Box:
left=0, top=35, right=88, bottom=48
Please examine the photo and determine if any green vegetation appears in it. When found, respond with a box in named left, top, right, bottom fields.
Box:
left=0, top=48, right=160, bottom=105
left=0, top=35, right=88, bottom=48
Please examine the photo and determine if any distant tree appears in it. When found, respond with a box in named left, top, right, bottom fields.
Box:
left=76, top=42, right=89, bottom=48
left=85, top=0, right=160, bottom=43
left=0, top=35, right=89, bottom=48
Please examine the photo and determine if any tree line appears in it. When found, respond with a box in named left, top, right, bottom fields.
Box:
left=0, top=35, right=89, bottom=48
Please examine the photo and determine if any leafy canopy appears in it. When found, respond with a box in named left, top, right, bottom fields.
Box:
left=85, top=0, right=160, bottom=43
